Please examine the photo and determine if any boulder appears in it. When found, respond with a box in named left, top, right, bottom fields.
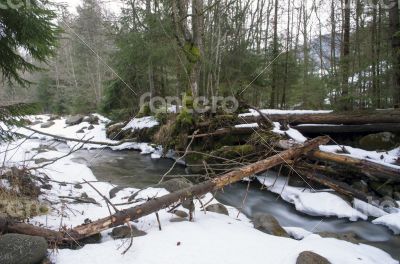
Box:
left=157, top=178, right=193, bottom=193
left=76, top=129, right=85, bottom=134
left=370, top=182, right=393, bottom=197
left=173, top=210, right=189, bottom=218
left=65, top=115, right=84, bottom=126
left=40, top=121, right=55, bottom=129
left=296, top=251, right=331, bottom=264
left=359, top=132, right=399, bottom=151
left=393, top=192, right=400, bottom=201
left=205, top=204, right=229, bottom=216
left=110, top=225, right=147, bottom=239
left=351, top=180, right=369, bottom=194
left=0, top=234, right=48, bottom=264
left=252, top=213, right=289, bottom=237
left=74, top=183, right=83, bottom=189
left=83, top=115, right=99, bottom=125
left=88, top=124, right=95, bottom=130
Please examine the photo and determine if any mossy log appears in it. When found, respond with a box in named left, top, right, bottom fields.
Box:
left=0, top=136, right=329, bottom=245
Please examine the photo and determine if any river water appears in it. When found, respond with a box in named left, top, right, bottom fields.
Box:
left=74, top=149, right=400, bottom=261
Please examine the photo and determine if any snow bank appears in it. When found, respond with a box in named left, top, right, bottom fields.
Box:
left=373, top=213, right=400, bottom=235
left=257, top=172, right=367, bottom=221
left=123, top=116, right=159, bottom=131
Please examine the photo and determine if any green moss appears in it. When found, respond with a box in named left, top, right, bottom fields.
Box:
left=137, top=103, right=151, bottom=118
left=183, top=43, right=201, bottom=63
left=176, top=109, right=194, bottom=131
left=211, top=145, right=255, bottom=160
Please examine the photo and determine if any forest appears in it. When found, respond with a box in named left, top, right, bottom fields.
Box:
left=1, top=1, right=400, bottom=264
left=1, top=0, right=400, bottom=118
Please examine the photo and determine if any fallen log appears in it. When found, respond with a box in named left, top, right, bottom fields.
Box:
left=241, top=110, right=400, bottom=125
left=309, top=150, right=400, bottom=183
left=296, top=168, right=371, bottom=203
left=293, top=123, right=400, bottom=134
left=0, top=136, right=329, bottom=244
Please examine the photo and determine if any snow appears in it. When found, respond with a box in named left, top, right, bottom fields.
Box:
left=353, top=199, right=388, bottom=218
left=373, top=213, right=400, bottom=235
left=239, top=109, right=332, bottom=117
left=235, top=123, right=259, bottom=128
left=257, top=172, right=368, bottom=221
left=283, top=226, right=312, bottom=240
left=123, top=116, right=159, bottom=131
left=1, top=114, right=399, bottom=263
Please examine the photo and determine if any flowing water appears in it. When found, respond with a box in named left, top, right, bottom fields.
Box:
left=74, top=149, right=400, bottom=261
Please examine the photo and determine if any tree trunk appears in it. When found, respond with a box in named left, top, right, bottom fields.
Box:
left=1, top=137, right=329, bottom=244
left=389, top=0, right=400, bottom=108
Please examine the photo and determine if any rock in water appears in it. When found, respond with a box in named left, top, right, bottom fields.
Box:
left=252, top=213, right=289, bottom=237
left=370, top=182, right=394, bottom=197
left=65, top=115, right=84, bottom=126
left=40, top=121, right=55, bottom=128
left=0, top=234, right=48, bottom=264
left=205, top=204, right=229, bottom=216
left=111, top=225, right=147, bottom=239
left=157, top=178, right=193, bottom=193
left=296, top=251, right=331, bottom=264
left=359, top=132, right=399, bottom=151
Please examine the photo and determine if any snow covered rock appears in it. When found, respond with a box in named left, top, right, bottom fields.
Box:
left=65, top=115, right=84, bottom=126
left=359, top=132, right=399, bottom=151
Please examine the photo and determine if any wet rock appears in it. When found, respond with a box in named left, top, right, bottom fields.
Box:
left=80, top=233, right=102, bottom=244
left=157, top=178, right=193, bottom=193
left=317, top=232, right=360, bottom=244
left=109, top=186, right=124, bottom=199
left=74, top=183, right=83, bottom=189
left=380, top=196, right=399, bottom=208
left=83, top=115, right=99, bottom=125
left=252, top=213, right=289, bottom=237
left=351, top=180, right=369, bottom=194
left=40, top=121, right=55, bottom=129
left=88, top=125, right=95, bottom=130
left=110, top=225, right=147, bottom=239
left=66, top=115, right=84, bottom=126
left=359, top=132, right=399, bottom=151
left=0, top=234, right=48, bottom=264
left=205, top=204, right=229, bottom=216
left=170, top=218, right=188, bottom=223
left=173, top=210, right=189, bottom=218
left=296, top=251, right=331, bottom=264
left=41, top=184, right=52, bottom=190
left=370, top=182, right=393, bottom=197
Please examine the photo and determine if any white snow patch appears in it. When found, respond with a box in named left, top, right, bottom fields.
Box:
left=257, top=172, right=367, bottom=221
left=283, top=226, right=312, bottom=240
left=123, top=116, right=159, bottom=131
left=373, top=213, right=400, bottom=235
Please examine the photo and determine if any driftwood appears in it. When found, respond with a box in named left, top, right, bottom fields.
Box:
left=0, top=136, right=329, bottom=245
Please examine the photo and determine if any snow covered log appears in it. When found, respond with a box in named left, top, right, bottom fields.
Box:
left=309, top=150, right=400, bottom=183
left=0, top=136, right=329, bottom=245
left=293, top=123, right=400, bottom=134
left=241, top=110, right=400, bottom=125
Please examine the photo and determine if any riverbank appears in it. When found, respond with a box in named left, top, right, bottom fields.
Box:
left=0, top=114, right=399, bottom=263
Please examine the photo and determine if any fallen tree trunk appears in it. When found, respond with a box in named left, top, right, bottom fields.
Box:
left=241, top=110, right=400, bottom=125
left=296, top=168, right=372, bottom=203
left=0, top=136, right=329, bottom=244
left=309, top=150, right=400, bottom=183
left=293, top=123, right=400, bottom=134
